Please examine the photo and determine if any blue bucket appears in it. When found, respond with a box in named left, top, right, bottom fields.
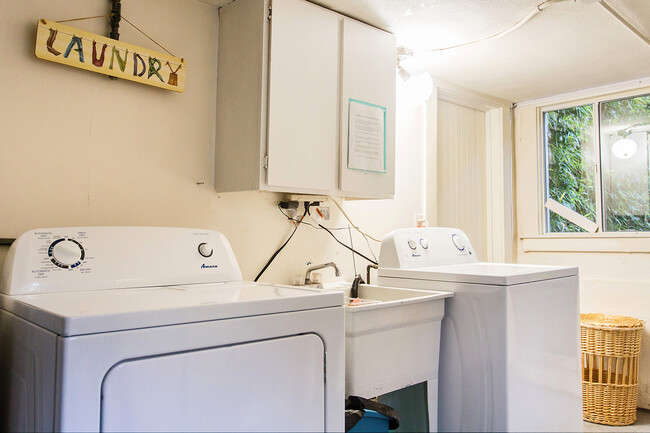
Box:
left=349, top=409, right=392, bottom=433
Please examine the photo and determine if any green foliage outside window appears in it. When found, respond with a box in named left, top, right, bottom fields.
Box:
left=544, top=105, right=596, bottom=232
left=543, top=94, right=650, bottom=233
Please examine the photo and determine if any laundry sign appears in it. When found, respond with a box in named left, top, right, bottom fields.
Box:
left=35, top=19, right=185, bottom=92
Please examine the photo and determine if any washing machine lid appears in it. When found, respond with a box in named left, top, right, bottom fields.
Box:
left=379, top=262, right=578, bottom=286
left=0, top=281, right=343, bottom=336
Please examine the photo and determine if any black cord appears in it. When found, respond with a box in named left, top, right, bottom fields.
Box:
left=273, top=202, right=378, bottom=269
left=254, top=206, right=308, bottom=282
left=318, top=223, right=378, bottom=265
left=303, top=202, right=378, bottom=266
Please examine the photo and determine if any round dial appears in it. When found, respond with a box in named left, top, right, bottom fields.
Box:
left=198, top=242, right=213, bottom=258
left=451, top=234, right=466, bottom=251
left=419, top=238, right=429, bottom=249
left=48, top=238, right=85, bottom=268
left=407, top=239, right=418, bottom=250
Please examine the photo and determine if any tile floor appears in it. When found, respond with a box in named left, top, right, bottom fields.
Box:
left=584, top=410, right=650, bottom=432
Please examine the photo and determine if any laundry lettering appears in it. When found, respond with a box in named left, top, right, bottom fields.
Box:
left=36, top=19, right=185, bottom=92
left=133, top=53, right=146, bottom=77
left=109, top=47, right=128, bottom=72
left=92, top=41, right=107, bottom=67
left=63, top=36, right=84, bottom=63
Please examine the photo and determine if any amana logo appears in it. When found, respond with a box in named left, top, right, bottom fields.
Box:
left=201, top=264, right=218, bottom=269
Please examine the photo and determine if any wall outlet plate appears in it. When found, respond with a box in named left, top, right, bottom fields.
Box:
left=320, top=207, right=330, bottom=220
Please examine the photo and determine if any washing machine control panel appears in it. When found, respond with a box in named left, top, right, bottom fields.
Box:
left=1, top=227, right=244, bottom=296
left=378, top=227, right=477, bottom=268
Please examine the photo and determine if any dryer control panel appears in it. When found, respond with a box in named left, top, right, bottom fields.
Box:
left=1, top=227, right=243, bottom=295
left=378, top=227, right=478, bottom=269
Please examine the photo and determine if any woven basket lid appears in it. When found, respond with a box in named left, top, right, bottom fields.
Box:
left=581, top=313, right=644, bottom=329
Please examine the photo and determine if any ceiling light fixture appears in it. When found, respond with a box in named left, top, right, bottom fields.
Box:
left=396, top=47, right=433, bottom=105
left=610, top=122, right=650, bottom=159
left=396, top=46, right=412, bottom=81
left=611, top=137, right=637, bottom=159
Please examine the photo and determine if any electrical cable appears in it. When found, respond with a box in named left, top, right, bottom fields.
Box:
left=318, top=223, right=378, bottom=265
left=418, top=0, right=570, bottom=53
left=348, top=225, right=357, bottom=276
left=278, top=204, right=379, bottom=265
left=253, top=206, right=308, bottom=282
left=304, top=203, right=378, bottom=265
left=276, top=202, right=377, bottom=264
left=277, top=205, right=350, bottom=231
left=363, top=231, right=379, bottom=263
left=327, top=196, right=382, bottom=243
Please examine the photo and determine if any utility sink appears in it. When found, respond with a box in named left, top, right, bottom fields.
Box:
left=326, top=283, right=453, bottom=398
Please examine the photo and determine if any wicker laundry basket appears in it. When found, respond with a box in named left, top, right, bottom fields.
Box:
left=580, top=313, right=644, bottom=426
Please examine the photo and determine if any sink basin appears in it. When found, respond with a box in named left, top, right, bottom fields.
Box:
left=282, top=281, right=452, bottom=398
left=342, top=284, right=452, bottom=398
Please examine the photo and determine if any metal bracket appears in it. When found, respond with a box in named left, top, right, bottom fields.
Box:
left=109, top=0, right=121, bottom=80
left=110, top=0, right=121, bottom=40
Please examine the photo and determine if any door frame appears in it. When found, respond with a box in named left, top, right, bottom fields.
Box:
left=426, top=80, right=514, bottom=262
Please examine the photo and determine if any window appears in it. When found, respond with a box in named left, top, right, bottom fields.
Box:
left=543, top=93, right=650, bottom=233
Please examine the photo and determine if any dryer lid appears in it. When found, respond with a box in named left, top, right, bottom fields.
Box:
left=379, top=262, right=578, bottom=286
left=0, top=282, right=343, bottom=336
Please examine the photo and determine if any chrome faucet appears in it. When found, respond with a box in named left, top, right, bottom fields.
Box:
left=304, top=262, right=341, bottom=285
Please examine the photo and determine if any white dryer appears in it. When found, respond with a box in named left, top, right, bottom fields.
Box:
left=0, top=227, right=344, bottom=432
left=377, top=227, right=582, bottom=432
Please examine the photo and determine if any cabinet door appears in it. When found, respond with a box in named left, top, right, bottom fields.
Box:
left=266, top=0, right=340, bottom=193
left=340, top=19, right=396, bottom=198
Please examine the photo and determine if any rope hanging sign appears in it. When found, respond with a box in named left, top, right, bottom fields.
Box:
left=35, top=19, right=185, bottom=92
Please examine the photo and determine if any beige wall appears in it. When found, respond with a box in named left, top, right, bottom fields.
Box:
left=0, top=0, right=426, bottom=285
left=514, top=90, right=650, bottom=409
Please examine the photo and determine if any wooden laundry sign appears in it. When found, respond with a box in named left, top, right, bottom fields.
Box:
left=35, top=19, right=185, bottom=92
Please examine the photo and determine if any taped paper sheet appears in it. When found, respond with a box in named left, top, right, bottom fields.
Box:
left=347, top=99, right=386, bottom=173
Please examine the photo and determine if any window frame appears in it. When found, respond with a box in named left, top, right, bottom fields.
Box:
left=537, top=86, right=650, bottom=237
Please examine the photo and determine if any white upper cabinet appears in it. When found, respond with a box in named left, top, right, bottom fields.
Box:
left=340, top=18, right=396, bottom=199
left=215, top=0, right=396, bottom=199
left=266, top=0, right=339, bottom=193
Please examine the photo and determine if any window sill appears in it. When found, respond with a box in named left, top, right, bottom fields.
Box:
left=520, top=234, right=650, bottom=253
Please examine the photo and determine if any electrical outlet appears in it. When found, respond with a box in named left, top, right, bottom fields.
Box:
left=285, top=194, right=328, bottom=204
left=320, top=206, right=330, bottom=220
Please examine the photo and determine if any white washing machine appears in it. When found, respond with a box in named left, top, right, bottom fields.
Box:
left=0, top=227, right=344, bottom=432
left=377, top=227, right=582, bottom=432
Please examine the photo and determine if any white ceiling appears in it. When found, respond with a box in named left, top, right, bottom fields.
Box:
left=202, top=0, right=650, bottom=102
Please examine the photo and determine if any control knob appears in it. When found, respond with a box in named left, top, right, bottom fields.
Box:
left=451, top=234, right=466, bottom=251
left=49, top=238, right=85, bottom=268
left=407, top=239, right=418, bottom=250
left=198, top=242, right=213, bottom=258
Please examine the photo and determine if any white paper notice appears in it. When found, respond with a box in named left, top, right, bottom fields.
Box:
left=348, top=100, right=386, bottom=173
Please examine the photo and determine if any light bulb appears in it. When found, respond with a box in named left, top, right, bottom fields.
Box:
left=405, top=72, right=434, bottom=106
left=611, top=138, right=637, bottom=159
left=397, top=65, right=411, bottom=82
